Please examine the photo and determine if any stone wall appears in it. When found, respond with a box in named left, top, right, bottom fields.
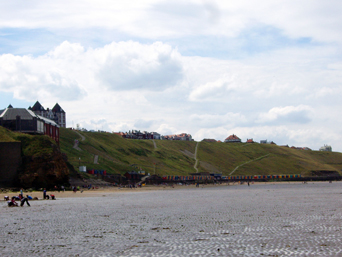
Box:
left=0, top=142, right=21, bottom=187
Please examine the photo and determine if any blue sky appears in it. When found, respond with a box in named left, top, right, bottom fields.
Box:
left=0, top=0, right=341, bottom=151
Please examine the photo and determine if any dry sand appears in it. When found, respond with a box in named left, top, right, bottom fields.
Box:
left=0, top=181, right=312, bottom=200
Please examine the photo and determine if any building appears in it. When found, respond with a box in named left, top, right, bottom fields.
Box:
left=29, top=101, right=66, bottom=128
left=224, top=134, right=241, bottom=143
left=260, top=140, right=276, bottom=145
left=246, top=138, right=254, bottom=143
left=115, top=130, right=155, bottom=139
left=319, top=144, right=332, bottom=152
left=0, top=106, right=60, bottom=144
left=151, top=132, right=161, bottom=140
left=162, top=133, right=193, bottom=141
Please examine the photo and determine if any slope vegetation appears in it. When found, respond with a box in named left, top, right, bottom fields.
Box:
left=0, top=126, right=70, bottom=188
left=60, top=128, right=342, bottom=177
left=60, top=128, right=196, bottom=176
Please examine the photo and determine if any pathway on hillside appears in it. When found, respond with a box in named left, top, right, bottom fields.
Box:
left=94, top=155, right=99, bottom=164
left=75, top=130, right=85, bottom=141
left=73, top=131, right=85, bottom=151
left=194, top=142, right=200, bottom=172
left=152, top=140, right=157, bottom=149
left=229, top=153, right=270, bottom=175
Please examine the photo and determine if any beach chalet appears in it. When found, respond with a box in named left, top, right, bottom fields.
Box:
left=124, top=171, right=145, bottom=181
left=224, top=134, right=241, bottom=143
left=0, top=106, right=60, bottom=144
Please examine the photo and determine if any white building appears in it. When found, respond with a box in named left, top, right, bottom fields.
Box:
left=319, top=144, right=332, bottom=152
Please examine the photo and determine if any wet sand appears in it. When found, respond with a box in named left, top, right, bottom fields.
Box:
left=1, top=181, right=342, bottom=256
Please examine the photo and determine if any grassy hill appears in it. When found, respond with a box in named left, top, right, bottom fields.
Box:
left=0, top=126, right=70, bottom=188
left=197, top=142, right=342, bottom=176
left=60, top=128, right=196, bottom=176
left=59, top=128, right=342, bottom=177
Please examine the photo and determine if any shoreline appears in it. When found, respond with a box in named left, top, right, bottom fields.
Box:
left=0, top=180, right=334, bottom=200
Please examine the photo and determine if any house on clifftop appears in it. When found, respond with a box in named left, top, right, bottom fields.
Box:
left=224, top=134, right=241, bottom=143
left=0, top=106, right=60, bottom=144
left=29, top=101, right=66, bottom=128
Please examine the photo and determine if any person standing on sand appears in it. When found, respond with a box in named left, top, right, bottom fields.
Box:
left=43, top=188, right=47, bottom=199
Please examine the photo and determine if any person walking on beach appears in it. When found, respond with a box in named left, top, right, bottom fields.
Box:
left=20, top=188, right=24, bottom=198
left=43, top=188, right=47, bottom=199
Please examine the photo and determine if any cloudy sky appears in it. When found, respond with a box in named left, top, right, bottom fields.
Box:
left=0, top=0, right=341, bottom=151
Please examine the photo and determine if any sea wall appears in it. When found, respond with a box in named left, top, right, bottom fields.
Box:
left=0, top=142, right=21, bottom=187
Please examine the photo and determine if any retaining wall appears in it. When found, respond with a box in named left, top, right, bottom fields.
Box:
left=0, top=142, right=22, bottom=187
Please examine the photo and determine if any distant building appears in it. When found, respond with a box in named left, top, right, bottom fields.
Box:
left=114, top=130, right=162, bottom=140
left=113, top=131, right=192, bottom=141
left=224, top=134, right=241, bottom=143
left=260, top=140, right=276, bottom=145
left=291, top=146, right=311, bottom=150
left=162, top=133, right=193, bottom=141
left=151, top=132, right=161, bottom=140
left=0, top=107, right=60, bottom=144
left=246, top=138, right=254, bottom=143
left=29, top=101, right=66, bottom=128
left=319, top=144, right=332, bottom=152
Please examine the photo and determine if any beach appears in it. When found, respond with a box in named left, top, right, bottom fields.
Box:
left=1, top=181, right=342, bottom=256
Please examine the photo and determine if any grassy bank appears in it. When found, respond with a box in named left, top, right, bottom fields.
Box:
left=59, top=128, right=342, bottom=177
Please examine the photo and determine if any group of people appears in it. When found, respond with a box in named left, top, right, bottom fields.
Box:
left=5, top=189, right=31, bottom=207
left=5, top=187, right=60, bottom=207
left=43, top=188, right=56, bottom=200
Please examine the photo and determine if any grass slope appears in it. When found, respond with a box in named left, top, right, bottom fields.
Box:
left=197, top=142, right=342, bottom=176
left=60, top=128, right=196, bottom=176
left=0, top=126, right=55, bottom=156
left=59, top=128, right=342, bottom=177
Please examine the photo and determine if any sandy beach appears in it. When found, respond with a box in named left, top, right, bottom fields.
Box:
left=0, top=181, right=314, bottom=200
left=1, top=181, right=341, bottom=256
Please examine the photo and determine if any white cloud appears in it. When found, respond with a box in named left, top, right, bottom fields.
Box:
left=1, top=0, right=342, bottom=44
left=190, top=112, right=247, bottom=128
left=257, top=105, right=314, bottom=125
left=0, top=41, right=183, bottom=103
left=96, top=41, right=183, bottom=91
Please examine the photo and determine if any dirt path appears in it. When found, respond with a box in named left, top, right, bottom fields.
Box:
left=194, top=142, right=199, bottom=172
left=73, top=130, right=85, bottom=151
left=229, top=153, right=270, bottom=175
left=152, top=140, right=157, bottom=149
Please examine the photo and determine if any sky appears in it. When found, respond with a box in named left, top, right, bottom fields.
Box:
left=0, top=0, right=341, bottom=151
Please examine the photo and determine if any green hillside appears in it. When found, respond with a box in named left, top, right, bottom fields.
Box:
left=59, top=128, right=342, bottom=177
left=0, top=126, right=69, bottom=188
left=197, top=142, right=342, bottom=176
left=60, top=128, right=196, bottom=176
